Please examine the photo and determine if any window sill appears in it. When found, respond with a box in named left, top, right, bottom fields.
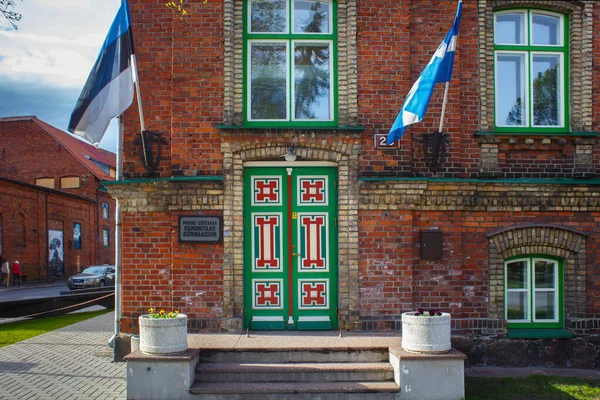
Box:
left=476, top=131, right=599, bottom=138
left=507, top=328, right=573, bottom=339
left=216, top=125, right=366, bottom=132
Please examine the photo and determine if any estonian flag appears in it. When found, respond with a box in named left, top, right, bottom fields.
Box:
left=387, top=1, right=462, bottom=145
left=69, top=0, right=134, bottom=144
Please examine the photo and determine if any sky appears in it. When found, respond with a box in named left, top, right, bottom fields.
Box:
left=0, top=0, right=123, bottom=153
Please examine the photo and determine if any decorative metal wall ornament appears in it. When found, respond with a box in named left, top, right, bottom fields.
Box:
left=422, top=131, right=448, bottom=172
left=133, top=130, right=164, bottom=176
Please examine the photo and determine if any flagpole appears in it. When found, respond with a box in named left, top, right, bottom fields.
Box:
left=130, top=54, right=150, bottom=167
left=438, top=81, right=450, bottom=132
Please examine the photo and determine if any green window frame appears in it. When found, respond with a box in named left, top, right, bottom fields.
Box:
left=244, top=0, right=337, bottom=128
left=504, top=255, right=563, bottom=329
left=493, top=9, right=569, bottom=133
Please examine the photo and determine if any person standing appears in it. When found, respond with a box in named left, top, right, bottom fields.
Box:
left=11, top=259, right=21, bottom=288
left=1, top=256, right=9, bottom=287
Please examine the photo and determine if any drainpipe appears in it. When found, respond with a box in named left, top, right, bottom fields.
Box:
left=108, top=116, right=123, bottom=358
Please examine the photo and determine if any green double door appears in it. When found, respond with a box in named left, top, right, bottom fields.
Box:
left=244, top=166, right=338, bottom=330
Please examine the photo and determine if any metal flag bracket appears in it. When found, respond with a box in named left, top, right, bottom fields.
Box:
left=133, top=130, right=166, bottom=176
left=422, top=131, right=448, bottom=172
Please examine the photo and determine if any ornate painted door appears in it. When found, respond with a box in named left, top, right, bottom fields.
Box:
left=244, top=166, right=337, bottom=330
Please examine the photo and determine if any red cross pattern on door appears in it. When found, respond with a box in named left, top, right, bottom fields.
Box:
left=245, top=166, right=337, bottom=331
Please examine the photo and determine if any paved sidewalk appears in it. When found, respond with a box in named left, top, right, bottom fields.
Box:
left=0, top=311, right=126, bottom=400
left=1, top=311, right=599, bottom=400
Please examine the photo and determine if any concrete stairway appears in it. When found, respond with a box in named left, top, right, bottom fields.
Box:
left=189, top=348, right=400, bottom=399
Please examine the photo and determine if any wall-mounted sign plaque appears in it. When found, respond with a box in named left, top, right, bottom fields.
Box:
left=179, top=216, right=222, bottom=243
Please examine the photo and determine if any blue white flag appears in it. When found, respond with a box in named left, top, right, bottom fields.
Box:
left=69, top=0, right=134, bottom=144
left=387, top=1, right=462, bottom=145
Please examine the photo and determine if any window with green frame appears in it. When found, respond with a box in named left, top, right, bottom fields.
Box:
left=505, top=256, right=563, bottom=328
left=494, top=9, right=568, bottom=132
left=244, top=0, right=337, bottom=127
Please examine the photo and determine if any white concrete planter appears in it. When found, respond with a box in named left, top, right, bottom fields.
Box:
left=139, top=314, right=188, bottom=355
left=401, top=311, right=451, bottom=353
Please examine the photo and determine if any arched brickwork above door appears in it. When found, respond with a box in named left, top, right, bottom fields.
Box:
left=219, top=134, right=361, bottom=331
left=487, top=224, right=587, bottom=324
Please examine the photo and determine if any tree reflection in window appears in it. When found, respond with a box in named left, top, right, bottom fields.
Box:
left=251, top=43, right=288, bottom=120
left=294, top=43, right=330, bottom=119
left=295, top=1, right=329, bottom=33
left=251, top=0, right=286, bottom=33
left=533, top=65, right=558, bottom=126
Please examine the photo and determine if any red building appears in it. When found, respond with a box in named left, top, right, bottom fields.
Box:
left=0, top=116, right=116, bottom=280
left=108, top=1, right=600, bottom=366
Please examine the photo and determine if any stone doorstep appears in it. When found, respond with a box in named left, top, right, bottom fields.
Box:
left=390, top=347, right=467, bottom=361
left=196, top=362, right=395, bottom=373
left=189, top=381, right=400, bottom=395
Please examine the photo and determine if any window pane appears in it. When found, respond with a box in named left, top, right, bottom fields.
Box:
left=532, top=14, right=560, bottom=45
left=507, top=260, right=527, bottom=289
left=532, top=55, right=560, bottom=126
left=36, top=178, right=55, bottom=189
left=250, top=43, right=288, bottom=120
left=251, top=0, right=287, bottom=33
left=294, top=43, right=331, bottom=120
left=495, top=13, right=525, bottom=45
left=496, top=53, right=526, bottom=126
left=507, top=292, right=528, bottom=320
left=61, top=176, right=80, bottom=189
left=535, top=291, right=556, bottom=320
left=294, top=0, right=330, bottom=33
left=534, top=260, right=556, bottom=289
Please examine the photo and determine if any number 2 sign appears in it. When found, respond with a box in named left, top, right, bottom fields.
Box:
left=374, top=134, right=400, bottom=149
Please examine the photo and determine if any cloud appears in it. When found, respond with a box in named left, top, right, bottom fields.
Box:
left=0, top=0, right=121, bottom=152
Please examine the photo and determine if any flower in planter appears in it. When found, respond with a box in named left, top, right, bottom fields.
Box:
left=147, top=307, right=180, bottom=319
left=414, top=308, right=443, bottom=316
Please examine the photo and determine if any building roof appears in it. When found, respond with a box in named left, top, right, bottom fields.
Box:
left=0, top=116, right=116, bottom=181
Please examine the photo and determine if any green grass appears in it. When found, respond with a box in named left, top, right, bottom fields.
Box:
left=466, top=375, right=600, bottom=400
left=0, top=309, right=110, bottom=348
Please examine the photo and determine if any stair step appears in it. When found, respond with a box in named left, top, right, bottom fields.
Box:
left=196, top=362, right=395, bottom=382
left=199, top=349, right=390, bottom=363
left=190, top=381, right=400, bottom=395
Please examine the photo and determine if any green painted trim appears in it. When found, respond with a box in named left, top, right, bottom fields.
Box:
left=297, top=320, right=332, bottom=330
left=493, top=9, right=569, bottom=132
left=505, top=255, right=563, bottom=329
left=251, top=320, right=286, bottom=330
left=358, top=177, right=600, bottom=185
left=507, top=328, right=573, bottom=339
left=216, top=124, right=365, bottom=131
left=475, top=131, right=599, bottom=137
left=243, top=0, right=339, bottom=127
left=102, top=176, right=224, bottom=185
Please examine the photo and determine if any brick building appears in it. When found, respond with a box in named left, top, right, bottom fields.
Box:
left=107, top=1, right=600, bottom=365
left=0, top=116, right=116, bottom=280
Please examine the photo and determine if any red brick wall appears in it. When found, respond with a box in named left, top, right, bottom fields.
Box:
left=359, top=208, right=600, bottom=327
left=0, top=120, right=102, bottom=199
left=123, top=1, right=224, bottom=179
left=0, top=179, right=111, bottom=280
left=357, top=0, right=481, bottom=178
left=115, top=1, right=600, bottom=333
left=119, top=211, right=224, bottom=333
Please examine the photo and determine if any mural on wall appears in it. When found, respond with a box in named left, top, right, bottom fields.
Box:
left=102, top=202, right=109, bottom=219
left=48, top=230, right=64, bottom=276
left=103, top=229, right=109, bottom=248
left=73, top=223, right=81, bottom=250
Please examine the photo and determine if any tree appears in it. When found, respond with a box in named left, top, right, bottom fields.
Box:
left=0, top=0, right=22, bottom=30
left=0, top=1, right=197, bottom=30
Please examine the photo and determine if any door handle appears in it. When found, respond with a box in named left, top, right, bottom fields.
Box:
left=292, top=253, right=300, bottom=257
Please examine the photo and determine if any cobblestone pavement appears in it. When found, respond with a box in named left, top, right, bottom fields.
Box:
left=0, top=311, right=126, bottom=400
